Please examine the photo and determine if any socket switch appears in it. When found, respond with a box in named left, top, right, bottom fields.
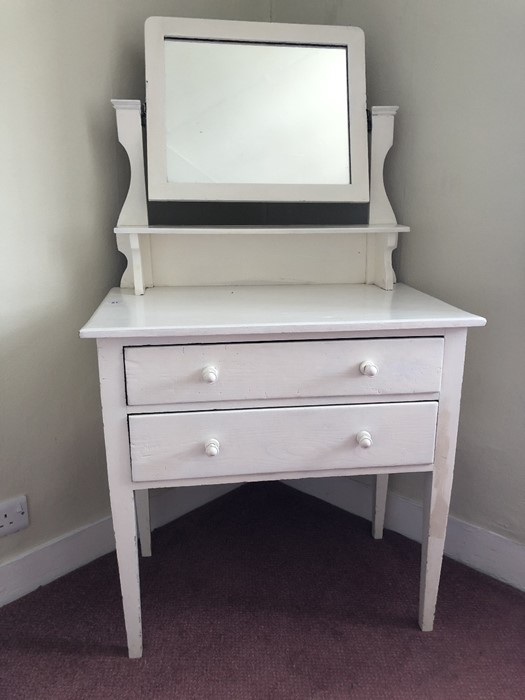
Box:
left=0, top=495, right=29, bottom=537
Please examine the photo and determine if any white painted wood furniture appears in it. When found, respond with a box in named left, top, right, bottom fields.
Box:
left=81, top=17, right=485, bottom=658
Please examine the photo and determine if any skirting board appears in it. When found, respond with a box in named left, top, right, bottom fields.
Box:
left=0, top=484, right=236, bottom=607
left=2, top=478, right=523, bottom=608
left=285, top=476, right=525, bottom=593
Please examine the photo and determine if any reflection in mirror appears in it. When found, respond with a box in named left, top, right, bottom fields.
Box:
left=164, top=40, right=350, bottom=186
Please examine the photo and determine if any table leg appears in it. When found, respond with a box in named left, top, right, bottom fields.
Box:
left=110, top=486, right=143, bottom=658
left=97, top=339, right=144, bottom=658
left=418, top=327, right=467, bottom=631
left=419, top=468, right=453, bottom=631
left=135, top=489, right=152, bottom=557
left=373, top=474, right=389, bottom=539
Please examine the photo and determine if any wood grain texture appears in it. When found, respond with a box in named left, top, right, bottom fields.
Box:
left=128, top=402, right=438, bottom=482
left=80, top=284, right=486, bottom=339
left=419, top=328, right=468, bottom=631
left=124, top=337, right=444, bottom=406
left=367, top=107, right=399, bottom=290
left=96, top=339, right=143, bottom=658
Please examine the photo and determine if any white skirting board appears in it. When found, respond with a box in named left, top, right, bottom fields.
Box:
left=1, top=478, right=523, bottom=608
left=0, top=484, right=235, bottom=607
left=285, top=477, right=525, bottom=593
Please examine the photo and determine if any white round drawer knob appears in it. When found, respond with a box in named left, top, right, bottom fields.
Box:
left=202, top=366, right=219, bottom=383
left=359, top=361, right=378, bottom=377
left=356, top=430, right=373, bottom=449
left=205, top=439, right=220, bottom=457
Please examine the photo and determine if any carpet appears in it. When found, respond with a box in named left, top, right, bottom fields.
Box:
left=0, top=482, right=523, bottom=699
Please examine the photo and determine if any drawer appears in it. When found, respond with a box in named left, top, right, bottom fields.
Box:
left=129, top=401, right=438, bottom=481
left=124, top=338, right=443, bottom=406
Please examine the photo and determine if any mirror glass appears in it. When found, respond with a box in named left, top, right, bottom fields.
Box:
left=164, top=39, right=350, bottom=186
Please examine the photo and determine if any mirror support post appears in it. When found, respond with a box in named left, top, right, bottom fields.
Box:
left=112, top=100, right=152, bottom=295
left=366, top=106, right=399, bottom=291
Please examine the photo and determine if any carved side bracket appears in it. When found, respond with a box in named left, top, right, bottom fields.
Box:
left=112, top=100, right=151, bottom=294
left=367, top=106, right=399, bottom=291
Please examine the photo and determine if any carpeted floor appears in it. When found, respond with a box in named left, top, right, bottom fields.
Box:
left=0, top=482, right=523, bottom=699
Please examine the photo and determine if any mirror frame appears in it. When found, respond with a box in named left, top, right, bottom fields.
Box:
left=145, top=16, right=369, bottom=203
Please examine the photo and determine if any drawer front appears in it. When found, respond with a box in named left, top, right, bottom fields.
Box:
left=129, top=402, right=438, bottom=481
left=124, top=338, right=443, bottom=406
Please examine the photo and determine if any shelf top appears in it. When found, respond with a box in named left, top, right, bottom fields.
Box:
left=80, top=283, right=486, bottom=339
left=114, top=224, right=410, bottom=235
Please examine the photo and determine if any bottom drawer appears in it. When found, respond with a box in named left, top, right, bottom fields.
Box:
left=129, top=402, right=438, bottom=482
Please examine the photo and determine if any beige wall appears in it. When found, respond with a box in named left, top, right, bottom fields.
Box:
left=298, top=0, right=525, bottom=543
left=0, top=0, right=270, bottom=564
left=2, top=0, right=523, bottom=569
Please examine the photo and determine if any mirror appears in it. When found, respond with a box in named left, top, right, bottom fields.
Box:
left=164, top=40, right=350, bottom=186
left=146, top=17, right=369, bottom=203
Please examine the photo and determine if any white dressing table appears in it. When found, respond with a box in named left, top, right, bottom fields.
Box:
left=81, top=17, right=485, bottom=658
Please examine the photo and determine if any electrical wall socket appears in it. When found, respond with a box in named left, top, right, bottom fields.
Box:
left=0, top=495, right=29, bottom=537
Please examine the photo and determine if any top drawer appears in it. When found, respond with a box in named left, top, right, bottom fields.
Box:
left=124, top=337, right=443, bottom=406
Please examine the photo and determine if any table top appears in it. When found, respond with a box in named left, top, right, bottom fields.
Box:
left=80, top=283, right=486, bottom=339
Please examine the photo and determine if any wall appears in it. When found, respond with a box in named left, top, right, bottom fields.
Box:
left=2, top=0, right=524, bottom=574
left=0, top=0, right=270, bottom=566
left=277, top=0, right=525, bottom=543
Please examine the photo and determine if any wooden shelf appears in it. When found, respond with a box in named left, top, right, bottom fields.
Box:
left=114, top=224, right=410, bottom=236
left=80, top=283, right=486, bottom=339
left=111, top=103, right=410, bottom=295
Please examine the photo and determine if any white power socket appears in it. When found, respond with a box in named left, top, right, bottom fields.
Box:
left=0, top=495, right=29, bottom=537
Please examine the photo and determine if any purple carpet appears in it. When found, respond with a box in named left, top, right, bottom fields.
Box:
left=0, top=482, right=524, bottom=699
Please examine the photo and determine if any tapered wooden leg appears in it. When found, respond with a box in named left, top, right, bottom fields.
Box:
left=135, top=489, right=152, bottom=557
left=372, top=474, right=389, bottom=539
left=418, top=328, right=467, bottom=631
left=110, top=487, right=143, bottom=658
left=419, top=469, right=454, bottom=631
left=97, top=339, right=144, bottom=658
